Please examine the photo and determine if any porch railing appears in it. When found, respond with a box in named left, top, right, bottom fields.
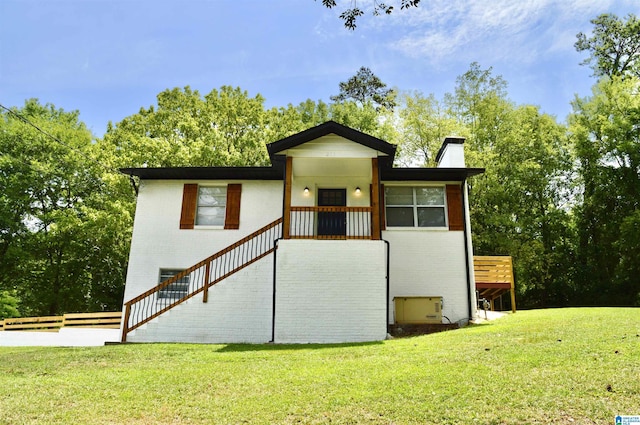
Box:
left=121, top=217, right=283, bottom=342
left=288, top=206, right=373, bottom=240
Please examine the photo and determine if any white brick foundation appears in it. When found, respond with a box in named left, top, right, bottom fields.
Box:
left=274, top=240, right=387, bottom=343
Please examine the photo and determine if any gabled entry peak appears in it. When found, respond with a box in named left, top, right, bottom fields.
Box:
left=266, top=121, right=396, bottom=161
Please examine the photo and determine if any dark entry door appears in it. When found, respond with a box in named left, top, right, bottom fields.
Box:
left=317, top=189, right=346, bottom=237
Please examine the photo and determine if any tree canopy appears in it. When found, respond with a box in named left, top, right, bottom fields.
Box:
left=330, top=67, right=397, bottom=111
left=575, top=13, right=640, bottom=78
left=1, top=100, right=131, bottom=316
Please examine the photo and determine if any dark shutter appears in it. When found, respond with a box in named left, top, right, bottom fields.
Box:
left=446, top=185, right=464, bottom=231
left=224, top=184, right=242, bottom=229
left=180, top=184, right=198, bottom=229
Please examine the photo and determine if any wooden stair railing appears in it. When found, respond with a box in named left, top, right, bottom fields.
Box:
left=121, top=217, right=283, bottom=342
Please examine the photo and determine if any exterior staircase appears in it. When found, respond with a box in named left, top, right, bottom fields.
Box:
left=121, top=218, right=282, bottom=342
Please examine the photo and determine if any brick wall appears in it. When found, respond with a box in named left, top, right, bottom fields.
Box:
left=383, top=230, right=471, bottom=325
left=274, top=240, right=387, bottom=343
left=127, top=258, right=273, bottom=343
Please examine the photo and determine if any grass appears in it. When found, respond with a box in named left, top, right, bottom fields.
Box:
left=0, top=308, right=638, bottom=424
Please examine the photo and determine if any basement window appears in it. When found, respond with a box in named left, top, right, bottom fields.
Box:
left=158, top=269, right=190, bottom=300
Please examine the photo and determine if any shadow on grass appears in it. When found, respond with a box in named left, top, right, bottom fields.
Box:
left=215, top=340, right=383, bottom=353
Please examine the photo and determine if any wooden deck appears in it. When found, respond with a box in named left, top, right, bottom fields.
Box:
left=474, top=256, right=516, bottom=313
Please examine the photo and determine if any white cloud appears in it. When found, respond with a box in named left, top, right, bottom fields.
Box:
left=385, top=0, right=631, bottom=65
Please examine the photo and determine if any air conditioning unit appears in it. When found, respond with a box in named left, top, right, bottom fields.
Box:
left=394, top=296, right=443, bottom=324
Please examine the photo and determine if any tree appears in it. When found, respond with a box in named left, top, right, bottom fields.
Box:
left=317, top=0, right=420, bottom=29
left=570, top=75, right=640, bottom=305
left=101, top=86, right=271, bottom=170
left=1, top=100, right=131, bottom=315
left=331, top=67, right=397, bottom=111
left=445, top=62, right=509, bottom=153
left=575, top=13, right=640, bottom=78
left=442, top=63, right=576, bottom=308
left=0, top=290, right=20, bottom=320
left=396, top=91, right=463, bottom=167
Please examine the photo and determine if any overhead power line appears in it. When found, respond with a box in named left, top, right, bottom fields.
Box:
left=0, top=103, right=121, bottom=176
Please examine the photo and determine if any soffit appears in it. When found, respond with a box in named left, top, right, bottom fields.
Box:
left=292, top=157, right=371, bottom=177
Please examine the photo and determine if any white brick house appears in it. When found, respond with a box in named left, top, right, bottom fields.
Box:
left=120, top=121, right=483, bottom=344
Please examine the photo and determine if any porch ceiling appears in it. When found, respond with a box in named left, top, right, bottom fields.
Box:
left=292, top=157, right=371, bottom=177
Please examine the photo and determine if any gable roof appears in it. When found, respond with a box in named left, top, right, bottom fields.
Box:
left=266, top=120, right=397, bottom=161
left=120, top=121, right=483, bottom=182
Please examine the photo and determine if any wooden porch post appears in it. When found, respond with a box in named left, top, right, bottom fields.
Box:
left=371, top=158, right=381, bottom=240
left=283, top=156, right=292, bottom=239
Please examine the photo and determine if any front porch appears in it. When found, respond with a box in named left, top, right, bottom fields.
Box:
left=281, top=156, right=383, bottom=241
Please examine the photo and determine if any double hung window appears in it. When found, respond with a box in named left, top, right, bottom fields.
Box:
left=180, top=183, right=241, bottom=230
left=196, top=186, right=227, bottom=226
left=385, top=186, right=447, bottom=228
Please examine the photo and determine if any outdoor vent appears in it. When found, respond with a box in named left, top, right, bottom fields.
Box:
left=394, top=296, right=443, bottom=324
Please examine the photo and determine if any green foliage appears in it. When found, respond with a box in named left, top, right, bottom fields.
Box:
left=318, top=0, right=420, bottom=29
left=438, top=63, right=577, bottom=308
left=0, top=290, right=20, bottom=319
left=570, top=76, right=640, bottom=305
left=267, top=98, right=398, bottom=144
left=1, top=309, right=638, bottom=423
left=330, top=67, right=397, bottom=111
left=0, top=100, right=130, bottom=315
left=397, top=91, right=464, bottom=166
left=575, top=13, right=640, bottom=78
left=101, top=86, right=271, bottom=169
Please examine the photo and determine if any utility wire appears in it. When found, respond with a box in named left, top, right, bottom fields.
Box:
left=0, top=103, right=122, bottom=176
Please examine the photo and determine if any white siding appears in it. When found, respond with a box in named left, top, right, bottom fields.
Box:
left=286, top=135, right=380, bottom=158
left=383, top=230, right=471, bottom=325
left=123, top=180, right=283, bottom=304
left=274, top=240, right=387, bottom=343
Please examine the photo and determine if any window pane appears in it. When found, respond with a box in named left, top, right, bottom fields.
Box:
left=159, top=269, right=189, bottom=299
left=197, top=206, right=225, bottom=226
left=416, top=187, right=444, bottom=206
left=385, top=187, right=413, bottom=205
left=417, top=207, right=446, bottom=227
left=197, top=186, right=226, bottom=225
left=386, top=207, right=414, bottom=227
left=160, top=270, right=189, bottom=285
left=198, top=187, right=226, bottom=207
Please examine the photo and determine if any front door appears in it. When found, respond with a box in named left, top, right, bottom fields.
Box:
left=317, top=189, right=346, bottom=237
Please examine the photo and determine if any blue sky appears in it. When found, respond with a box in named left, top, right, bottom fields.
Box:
left=1, top=0, right=638, bottom=137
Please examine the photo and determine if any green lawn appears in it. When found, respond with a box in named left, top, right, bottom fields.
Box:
left=1, top=308, right=638, bottom=424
